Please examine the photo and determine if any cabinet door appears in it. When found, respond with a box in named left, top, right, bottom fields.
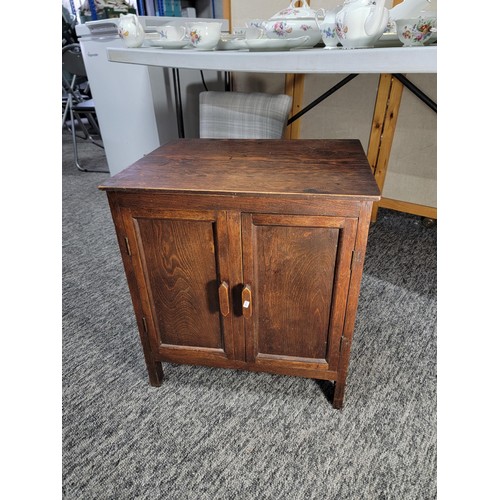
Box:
left=241, top=213, right=358, bottom=375
left=122, top=207, right=237, bottom=364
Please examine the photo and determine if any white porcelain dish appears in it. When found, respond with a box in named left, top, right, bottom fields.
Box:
left=244, top=36, right=310, bottom=51
left=374, top=29, right=436, bottom=47
left=217, top=36, right=248, bottom=51
left=148, top=39, right=190, bottom=49
left=265, top=0, right=322, bottom=48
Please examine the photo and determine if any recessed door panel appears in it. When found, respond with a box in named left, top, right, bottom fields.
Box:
left=135, top=217, right=221, bottom=348
left=122, top=208, right=235, bottom=362
left=255, top=224, right=338, bottom=358
left=242, top=213, right=357, bottom=371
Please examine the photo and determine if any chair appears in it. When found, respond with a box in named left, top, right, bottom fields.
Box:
left=199, top=91, right=292, bottom=139
left=62, top=43, right=108, bottom=172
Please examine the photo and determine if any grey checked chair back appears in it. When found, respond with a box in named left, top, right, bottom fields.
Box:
left=199, top=91, right=292, bottom=139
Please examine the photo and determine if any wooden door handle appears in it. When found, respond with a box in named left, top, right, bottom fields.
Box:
left=242, top=285, right=252, bottom=318
left=218, top=281, right=230, bottom=317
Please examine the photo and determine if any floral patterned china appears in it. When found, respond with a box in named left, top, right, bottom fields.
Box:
left=263, top=0, right=323, bottom=48
left=335, top=0, right=389, bottom=49
left=188, top=22, right=222, bottom=50
left=157, top=24, right=187, bottom=41
left=395, top=16, right=436, bottom=46
left=217, top=34, right=248, bottom=51
left=118, top=13, right=145, bottom=48
left=315, top=7, right=341, bottom=49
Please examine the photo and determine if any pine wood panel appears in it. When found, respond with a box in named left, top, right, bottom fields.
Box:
left=367, top=74, right=393, bottom=174
left=284, top=73, right=305, bottom=139
left=366, top=73, right=405, bottom=221
left=372, top=78, right=404, bottom=191
left=378, top=197, right=437, bottom=219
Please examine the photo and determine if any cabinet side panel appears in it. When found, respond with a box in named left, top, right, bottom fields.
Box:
left=105, top=193, right=164, bottom=386
left=333, top=201, right=374, bottom=408
left=134, top=218, right=222, bottom=349
left=254, top=224, right=339, bottom=359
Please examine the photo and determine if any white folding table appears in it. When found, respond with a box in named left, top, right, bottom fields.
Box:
left=106, top=45, right=437, bottom=219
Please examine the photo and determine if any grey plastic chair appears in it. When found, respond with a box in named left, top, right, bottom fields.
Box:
left=62, top=43, right=108, bottom=172
left=199, top=91, right=292, bottom=139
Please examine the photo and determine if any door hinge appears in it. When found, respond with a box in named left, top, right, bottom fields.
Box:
left=124, top=236, right=132, bottom=256
left=339, top=335, right=351, bottom=352
left=350, top=250, right=362, bottom=269
left=142, top=317, right=148, bottom=334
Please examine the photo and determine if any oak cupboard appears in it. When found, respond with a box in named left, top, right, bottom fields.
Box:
left=99, top=139, right=380, bottom=408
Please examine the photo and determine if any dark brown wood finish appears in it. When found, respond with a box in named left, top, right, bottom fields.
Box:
left=99, top=139, right=381, bottom=200
left=241, top=213, right=357, bottom=376
left=134, top=216, right=221, bottom=348
left=100, top=139, right=380, bottom=409
left=105, top=193, right=164, bottom=386
left=332, top=201, right=374, bottom=409
left=121, top=207, right=237, bottom=363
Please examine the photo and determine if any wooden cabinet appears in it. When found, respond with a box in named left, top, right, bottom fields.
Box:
left=100, top=139, right=380, bottom=409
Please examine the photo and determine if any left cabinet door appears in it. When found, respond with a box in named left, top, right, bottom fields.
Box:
left=121, top=206, right=237, bottom=365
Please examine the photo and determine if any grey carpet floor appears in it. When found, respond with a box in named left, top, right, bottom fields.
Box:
left=62, top=130, right=437, bottom=499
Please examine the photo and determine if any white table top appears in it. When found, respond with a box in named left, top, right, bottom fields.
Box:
left=107, top=45, right=437, bottom=74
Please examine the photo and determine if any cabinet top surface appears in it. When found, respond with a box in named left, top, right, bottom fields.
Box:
left=99, top=139, right=381, bottom=200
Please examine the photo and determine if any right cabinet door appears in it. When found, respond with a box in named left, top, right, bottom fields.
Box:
left=241, top=213, right=358, bottom=376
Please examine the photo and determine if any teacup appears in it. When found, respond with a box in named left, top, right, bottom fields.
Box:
left=158, top=24, right=187, bottom=41
left=232, top=26, right=263, bottom=39
left=188, top=22, right=222, bottom=50
left=246, top=19, right=266, bottom=29
left=244, top=27, right=265, bottom=40
left=395, top=16, right=437, bottom=47
left=232, top=27, right=245, bottom=37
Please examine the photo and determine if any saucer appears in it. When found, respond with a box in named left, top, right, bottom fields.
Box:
left=217, top=36, right=248, bottom=51
left=149, top=39, right=190, bottom=49
left=244, top=36, right=310, bottom=51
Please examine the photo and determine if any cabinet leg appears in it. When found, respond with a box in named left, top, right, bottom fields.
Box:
left=146, top=361, right=164, bottom=387
left=332, top=380, right=345, bottom=410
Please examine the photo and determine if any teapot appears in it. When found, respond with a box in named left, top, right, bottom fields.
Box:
left=335, top=0, right=389, bottom=49
left=263, top=0, right=323, bottom=48
left=118, top=13, right=145, bottom=48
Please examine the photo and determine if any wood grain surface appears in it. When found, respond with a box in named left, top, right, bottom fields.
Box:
left=102, top=139, right=379, bottom=408
left=251, top=220, right=338, bottom=359
left=99, top=139, right=380, bottom=200
left=134, top=216, right=223, bottom=349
